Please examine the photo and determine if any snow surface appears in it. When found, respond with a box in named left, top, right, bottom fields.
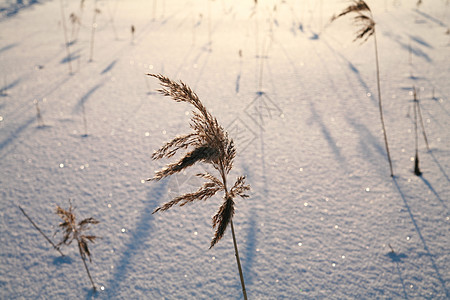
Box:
left=1, top=0, right=449, bottom=299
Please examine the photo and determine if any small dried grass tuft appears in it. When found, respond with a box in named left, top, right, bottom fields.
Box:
left=55, top=201, right=99, bottom=291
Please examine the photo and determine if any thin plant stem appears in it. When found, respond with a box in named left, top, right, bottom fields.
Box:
left=373, top=30, right=394, bottom=177
left=59, top=0, right=73, bottom=74
left=414, top=92, right=419, bottom=159
left=82, top=102, right=88, bottom=136
left=416, top=96, right=430, bottom=151
left=78, top=241, right=96, bottom=291
left=148, top=74, right=250, bottom=298
left=89, top=1, right=99, bottom=62
left=74, top=1, right=85, bottom=42
left=413, top=88, right=422, bottom=176
left=34, top=99, right=45, bottom=127
left=219, top=164, right=247, bottom=300
left=331, top=1, right=394, bottom=177
left=230, top=219, right=247, bottom=300
left=70, top=15, right=77, bottom=42
left=18, top=205, right=65, bottom=256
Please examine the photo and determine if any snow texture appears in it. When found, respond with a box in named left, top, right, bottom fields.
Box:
left=0, top=0, right=449, bottom=299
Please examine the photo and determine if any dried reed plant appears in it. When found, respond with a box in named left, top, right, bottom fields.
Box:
left=81, top=101, right=88, bottom=137
left=89, top=3, right=101, bottom=62
left=33, top=99, right=45, bottom=127
left=415, top=90, right=430, bottom=151
left=59, top=0, right=73, bottom=74
left=73, top=0, right=86, bottom=42
left=147, top=74, right=250, bottom=299
left=69, top=13, right=80, bottom=42
left=55, top=201, right=99, bottom=291
left=253, top=0, right=260, bottom=59
left=412, top=87, right=422, bottom=176
left=331, top=0, right=394, bottom=177
left=411, top=86, right=430, bottom=175
left=416, top=0, right=423, bottom=9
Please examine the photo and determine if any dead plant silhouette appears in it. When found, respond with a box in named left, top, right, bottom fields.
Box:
left=147, top=74, right=249, bottom=300
left=412, top=87, right=423, bottom=176
left=55, top=201, right=99, bottom=291
left=59, top=0, right=73, bottom=74
left=89, top=5, right=101, bottom=62
left=331, top=0, right=394, bottom=177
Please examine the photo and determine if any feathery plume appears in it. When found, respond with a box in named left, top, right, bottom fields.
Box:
left=148, top=74, right=249, bottom=299
left=148, top=74, right=250, bottom=246
left=331, top=0, right=374, bottom=43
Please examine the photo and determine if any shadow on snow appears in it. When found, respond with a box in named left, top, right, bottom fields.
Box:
left=104, top=183, right=167, bottom=298
left=393, top=177, right=449, bottom=298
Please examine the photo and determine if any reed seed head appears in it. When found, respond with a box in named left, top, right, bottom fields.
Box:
left=55, top=201, right=99, bottom=262
left=330, top=0, right=375, bottom=43
left=148, top=74, right=250, bottom=248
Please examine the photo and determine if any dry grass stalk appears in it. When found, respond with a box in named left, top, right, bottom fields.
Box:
left=69, top=13, right=80, bottom=42
left=148, top=74, right=249, bottom=299
left=388, top=243, right=395, bottom=253
left=331, top=0, right=394, bottom=177
left=89, top=4, right=101, bottom=62
left=254, top=0, right=260, bottom=59
left=18, top=205, right=65, bottom=256
left=34, top=99, right=45, bottom=127
left=412, top=87, right=422, bottom=176
left=55, top=201, right=99, bottom=291
left=415, top=90, right=430, bottom=151
left=82, top=102, right=88, bottom=137
left=59, top=0, right=73, bottom=74
left=73, top=0, right=86, bottom=42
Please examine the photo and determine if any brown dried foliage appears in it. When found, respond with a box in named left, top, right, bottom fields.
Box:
left=148, top=74, right=250, bottom=248
left=55, top=202, right=99, bottom=262
left=69, top=13, right=80, bottom=25
left=331, top=0, right=375, bottom=42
